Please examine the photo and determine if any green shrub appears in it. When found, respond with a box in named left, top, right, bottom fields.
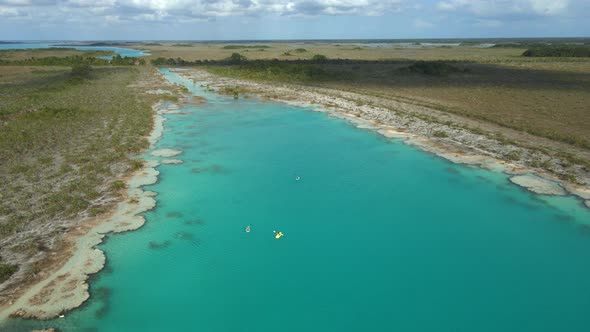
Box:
left=221, top=85, right=241, bottom=99
left=433, top=130, right=448, bottom=138
left=111, top=180, right=126, bottom=190
left=131, top=159, right=144, bottom=170
left=0, top=261, right=18, bottom=283
left=312, top=54, right=328, bottom=62
left=403, top=61, right=469, bottom=76
left=505, top=150, right=522, bottom=161
left=70, top=64, right=92, bottom=78
left=227, top=53, right=247, bottom=63
left=470, top=127, right=485, bottom=135
left=561, top=173, right=578, bottom=183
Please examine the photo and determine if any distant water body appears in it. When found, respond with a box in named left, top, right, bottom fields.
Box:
left=4, top=68, right=590, bottom=331
left=0, top=43, right=147, bottom=59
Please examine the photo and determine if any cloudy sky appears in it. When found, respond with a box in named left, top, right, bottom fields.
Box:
left=0, top=0, right=588, bottom=40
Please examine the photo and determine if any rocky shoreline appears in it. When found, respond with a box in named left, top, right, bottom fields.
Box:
left=174, top=68, right=590, bottom=212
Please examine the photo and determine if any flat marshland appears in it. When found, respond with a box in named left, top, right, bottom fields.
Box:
left=144, top=42, right=590, bottom=169
left=0, top=48, right=114, bottom=61
left=0, top=63, right=156, bottom=292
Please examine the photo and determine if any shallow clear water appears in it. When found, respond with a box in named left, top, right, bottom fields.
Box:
left=4, top=68, right=590, bottom=332
left=0, top=43, right=146, bottom=58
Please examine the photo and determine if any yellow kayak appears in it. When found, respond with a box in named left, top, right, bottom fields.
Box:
left=275, top=231, right=284, bottom=239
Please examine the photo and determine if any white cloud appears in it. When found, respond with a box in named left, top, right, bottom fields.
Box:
left=0, top=5, right=26, bottom=15
left=0, top=0, right=583, bottom=26
left=110, top=0, right=406, bottom=17
left=0, top=0, right=407, bottom=21
left=436, top=0, right=569, bottom=17
left=475, top=18, right=503, bottom=27
left=0, top=0, right=32, bottom=5
left=65, top=0, right=116, bottom=7
left=529, top=0, right=568, bottom=15
left=414, top=18, right=433, bottom=28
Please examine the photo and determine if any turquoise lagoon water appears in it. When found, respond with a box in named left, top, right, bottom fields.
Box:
left=0, top=43, right=146, bottom=59
left=4, top=68, right=590, bottom=331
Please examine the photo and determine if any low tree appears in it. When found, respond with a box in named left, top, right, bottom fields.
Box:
left=312, top=54, right=328, bottom=62
left=70, top=64, right=92, bottom=78
left=227, top=52, right=247, bottom=63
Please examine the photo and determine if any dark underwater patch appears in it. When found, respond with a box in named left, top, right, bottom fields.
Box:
left=495, top=184, right=511, bottom=191
left=445, top=167, right=460, bottom=175
left=553, top=213, right=575, bottom=222
left=208, top=164, right=228, bottom=174
left=191, top=164, right=229, bottom=174
left=579, top=224, right=590, bottom=234
left=93, top=287, right=112, bottom=319
left=102, top=264, right=113, bottom=275
left=174, top=231, right=201, bottom=246
left=95, top=304, right=110, bottom=319
left=502, top=196, right=518, bottom=204
left=476, top=175, right=492, bottom=183
left=148, top=240, right=172, bottom=249
left=174, top=231, right=194, bottom=240
left=184, top=131, right=204, bottom=138
left=185, top=219, right=205, bottom=226
left=94, top=286, right=112, bottom=300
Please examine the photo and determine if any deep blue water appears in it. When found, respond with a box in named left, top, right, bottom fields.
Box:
left=3, top=68, right=590, bottom=332
left=0, top=43, right=147, bottom=59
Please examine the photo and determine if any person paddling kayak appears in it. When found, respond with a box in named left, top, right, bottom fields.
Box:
left=245, top=225, right=251, bottom=233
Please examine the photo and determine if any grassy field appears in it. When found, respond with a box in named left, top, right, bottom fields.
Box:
left=0, top=48, right=114, bottom=61
left=150, top=42, right=589, bottom=153
left=205, top=59, right=590, bottom=149
left=140, top=42, right=531, bottom=62
left=0, top=64, right=155, bottom=284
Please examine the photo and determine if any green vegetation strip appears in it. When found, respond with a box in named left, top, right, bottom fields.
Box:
left=522, top=45, right=590, bottom=57
left=0, top=54, right=145, bottom=66
left=222, top=45, right=271, bottom=49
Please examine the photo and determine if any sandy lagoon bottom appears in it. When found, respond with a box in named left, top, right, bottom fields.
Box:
left=5, top=68, right=590, bottom=332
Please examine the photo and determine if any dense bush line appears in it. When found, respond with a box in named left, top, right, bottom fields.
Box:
left=208, top=62, right=338, bottom=82
left=402, top=61, right=470, bottom=76
left=153, top=55, right=470, bottom=80
left=522, top=45, right=590, bottom=57
left=0, top=54, right=145, bottom=66
left=151, top=55, right=466, bottom=68
left=222, top=45, right=271, bottom=49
